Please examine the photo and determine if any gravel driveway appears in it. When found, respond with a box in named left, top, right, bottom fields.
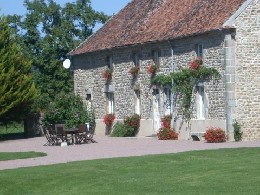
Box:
left=1, top=136, right=260, bottom=170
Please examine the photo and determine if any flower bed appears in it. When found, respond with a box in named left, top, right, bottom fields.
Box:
left=157, top=114, right=178, bottom=140
left=204, top=127, right=226, bottom=143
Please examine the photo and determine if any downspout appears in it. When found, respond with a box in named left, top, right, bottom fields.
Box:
left=169, top=41, right=177, bottom=130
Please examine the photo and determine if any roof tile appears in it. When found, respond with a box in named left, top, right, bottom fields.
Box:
left=70, top=0, right=246, bottom=55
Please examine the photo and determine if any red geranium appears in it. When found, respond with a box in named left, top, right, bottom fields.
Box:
left=128, top=66, right=140, bottom=77
left=103, top=68, right=112, bottom=81
left=204, top=127, right=226, bottom=143
left=147, top=64, right=159, bottom=75
left=189, top=57, right=203, bottom=70
left=103, top=114, right=115, bottom=127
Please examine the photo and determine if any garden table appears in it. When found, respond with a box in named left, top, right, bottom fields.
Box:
left=64, top=128, right=80, bottom=144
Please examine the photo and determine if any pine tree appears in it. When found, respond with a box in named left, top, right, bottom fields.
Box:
left=0, top=17, right=38, bottom=121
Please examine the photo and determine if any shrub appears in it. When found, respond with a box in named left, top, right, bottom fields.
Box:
left=42, top=93, right=94, bottom=128
left=233, top=120, right=243, bottom=141
left=124, top=114, right=141, bottom=136
left=111, top=122, right=135, bottom=137
left=204, top=127, right=226, bottom=143
left=157, top=127, right=178, bottom=140
left=161, top=114, right=172, bottom=128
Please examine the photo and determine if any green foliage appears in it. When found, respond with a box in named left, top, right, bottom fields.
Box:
left=111, top=122, right=127, bottom=137
left=233, top=120, right=243, bottom=141
left=152, top=63, right=221, bottom=121
left=0, top=17, right=38, bottom=122
left=42, top=93, right=94, bottom=128
left=124, top=114, right=141, bottom=136
left=7, top=0, right=109, bottom=111
left=111, top=122, right=135, bottom=137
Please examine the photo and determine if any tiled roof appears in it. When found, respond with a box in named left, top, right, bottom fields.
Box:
left=69, top=0, right=246, bottom=55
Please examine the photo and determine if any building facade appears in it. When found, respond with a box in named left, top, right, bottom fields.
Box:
left=70, top=0, right=259, bottom=140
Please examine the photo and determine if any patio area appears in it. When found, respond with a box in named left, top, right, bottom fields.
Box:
left=1, top=135, right=260, bottom=170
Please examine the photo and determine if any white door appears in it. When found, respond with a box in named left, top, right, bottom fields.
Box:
left=153, top=89, right=160, bottom=133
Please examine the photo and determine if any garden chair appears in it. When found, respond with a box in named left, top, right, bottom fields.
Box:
left=43, top=125, right=56, bottom=146
left=76, top=124, right=97, bottom=144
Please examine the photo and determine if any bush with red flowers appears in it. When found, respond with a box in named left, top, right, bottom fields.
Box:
left=102, top=68, right=112, bottom=81
left=204, top=127, right=226, bottom=143
left=157, top=114, right=178, bottom=140
left=124, top=114, right=141, bottom=130
left=128, top=66, right=140, bottom=77
left=102, top=114, right=115, bottom=127
left=161, top=114, right=172, bottom=128
left=147, top=64, right=159, bottom=75
left=157, top=127, right=178, bottom=140
left=189, top=57, right=203, bottom=70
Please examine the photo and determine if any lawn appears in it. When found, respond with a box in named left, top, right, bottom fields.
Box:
left=0, top=148, right=259, bottom=194
left=0, top=152, right=47, bottom=161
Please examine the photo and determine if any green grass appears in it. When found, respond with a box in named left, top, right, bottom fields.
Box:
left=0, top=148, right=260, bottom=194
left=0, top=152, right=47, bottom=161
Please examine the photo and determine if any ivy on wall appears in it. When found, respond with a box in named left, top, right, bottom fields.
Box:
left=151, top=58, right=221, bottom=121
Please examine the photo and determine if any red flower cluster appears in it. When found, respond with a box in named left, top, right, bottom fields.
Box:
left=204, top=127, right=226, bottom=143
left=103, top=114, right=115, bottom=127
left=147, top=64, right=159, bottom=75
left=157, top=114, right=178, bottom=140
left=124, top=114, right=141, bottom=129
left=128, top=66, right=140, bottom=77
left=189, top=57, right=203, bottom=70
left=161, top=114, right=172, bottom=128
left=103, top=68, right=112, bottom=81
left=157, top=127, right=178, bottom=140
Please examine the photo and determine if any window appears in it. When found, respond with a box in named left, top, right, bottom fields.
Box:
left=195, top=44, right=203, bottom=58
left=106, top=92, right=114, bottom=114
left=152, top=49, right=161, bottom=66
left=135, top=90, right=141, bottom=115
left=106, top=56, right=113, bottom=70
left=132, top=52, right=140, bottom=67
left=164, top=88, right=172, bottom=115
left=196, top=84, right=205, bottom=119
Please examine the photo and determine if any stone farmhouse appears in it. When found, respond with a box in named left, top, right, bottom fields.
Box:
left=69, top=0, right=259, bottom=140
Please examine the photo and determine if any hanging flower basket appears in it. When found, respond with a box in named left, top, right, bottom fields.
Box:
left=103, top=68, right=112, bottom=81
left=189, top=57, right=203, bottom=70
left=102, top=114, right=115, bottom=127
left=128, top=66, right=140, bottom=77
left=147, top=64, right=159, bottom=75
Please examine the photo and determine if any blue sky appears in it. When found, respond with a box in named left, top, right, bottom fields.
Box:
left=0, top=0, right=131, bottom=16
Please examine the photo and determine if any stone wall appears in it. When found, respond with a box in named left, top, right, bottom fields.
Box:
left=235, top=0, right=260, bottom=140
left=73, top=32, right=227, bottom=138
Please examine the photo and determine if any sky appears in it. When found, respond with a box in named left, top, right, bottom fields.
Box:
left=0, top=0, right=131, bottom=18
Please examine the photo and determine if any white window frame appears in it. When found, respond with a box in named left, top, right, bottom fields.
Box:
left=164, top=88, right=172, bottom=115
left=135, top=90, right=141, bottom=115
left=107, top=92, right=114, bottom=114
left=197, top=85, right=205, bottom=119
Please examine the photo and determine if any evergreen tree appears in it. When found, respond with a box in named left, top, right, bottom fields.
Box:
left=0, top=17, right=38, bottom=122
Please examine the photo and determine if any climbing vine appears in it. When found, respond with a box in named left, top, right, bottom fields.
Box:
left=151, top=58, right=221, bottom=121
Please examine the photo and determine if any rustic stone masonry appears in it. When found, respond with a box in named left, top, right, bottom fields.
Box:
left=234, top=0, right=260, bottom=140
left=73, top=31, right=229, bottom=138
left=72, top=0, right=259, bottom=140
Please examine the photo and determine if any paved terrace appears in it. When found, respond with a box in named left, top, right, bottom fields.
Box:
left=1, top=136, right=260, bottom=170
